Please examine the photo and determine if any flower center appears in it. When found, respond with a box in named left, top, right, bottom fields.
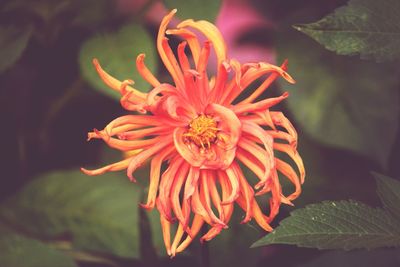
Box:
left=184, top=115, right=219, bottom=148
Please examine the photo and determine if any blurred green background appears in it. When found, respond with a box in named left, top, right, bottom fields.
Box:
left=1, top=0, right=399, bottom=266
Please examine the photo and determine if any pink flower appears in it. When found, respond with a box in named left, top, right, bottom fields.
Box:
left=216, top=0, right=276, bottom=64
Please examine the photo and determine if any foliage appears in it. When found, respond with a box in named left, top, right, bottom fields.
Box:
left=2, top=0, right=113, bottom=29
left=0, top=224, right=78, bottom=267
left=277, top=30, right=399, bottom=167
left=252, top=174, right=400, bottom=250
left=1, top=0, right=400, bottom=266
left=164, top=0, right=222, bottom=22
left=0, top=170, right=145, bottom=258
left=374, top=173, right=400, bottom=221
left=79, top=23, right=157, bottom=100
left=0, top=25, right=33, bottom=73
left=293, top=0, right=400, bottom=62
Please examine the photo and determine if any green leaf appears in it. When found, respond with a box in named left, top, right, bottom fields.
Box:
left=2, top=0, right=71, bottom=22
left=293, top=0, right=400, bottom=62
left=146, top=209, right=166, bottom=256
left=277, top=31, right=399, bottom=167
left=2, top=0, right=113, bottom=28
left=68, top=0, right=115, bottom=29
left=0, top=224, right=78, bottom=267
left=79, top=23, right=157, bottom=100
left=99, top=146, right=166, bottom=257
left=0, top=170, right=142, bottom=258
left=252, top=200, right=400, bottom=250
left=373, top=172, right=400, bottom=221
left=164, top=0, right=222, bottom=22
left=0, top=25, right=32, bottom=72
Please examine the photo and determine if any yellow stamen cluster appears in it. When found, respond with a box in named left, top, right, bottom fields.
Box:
left=184, top=115, right=218, bottom=148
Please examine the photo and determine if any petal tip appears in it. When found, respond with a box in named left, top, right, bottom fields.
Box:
left=127, top=172, right=137, bottom=183
left=80, top=167, right=92, bottom=175
left=140, top=202, right=154, bottom=210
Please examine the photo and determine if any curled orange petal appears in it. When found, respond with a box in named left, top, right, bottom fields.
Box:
left=178, top=19, right=227, bottom=65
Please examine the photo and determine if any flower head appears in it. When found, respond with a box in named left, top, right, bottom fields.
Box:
left=82, top=9, right=305, bottom=257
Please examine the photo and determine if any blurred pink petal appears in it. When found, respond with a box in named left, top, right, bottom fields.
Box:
left=216, top=0, right=276, bottom=64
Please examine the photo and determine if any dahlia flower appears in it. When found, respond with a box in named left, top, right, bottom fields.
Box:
left=82, top=9, right=305, bottom=256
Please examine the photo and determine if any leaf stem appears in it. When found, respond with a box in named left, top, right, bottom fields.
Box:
left=42, top=78, right=83, bottom=129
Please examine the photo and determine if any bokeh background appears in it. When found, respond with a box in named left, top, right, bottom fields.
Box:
left=1, top=0, right=400, bottom=266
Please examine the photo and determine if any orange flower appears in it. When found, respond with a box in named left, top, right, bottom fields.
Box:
left=82, top=9, right=305, bottom=256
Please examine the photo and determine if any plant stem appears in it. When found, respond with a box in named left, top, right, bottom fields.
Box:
left=200, top=225, right=210, bottom=267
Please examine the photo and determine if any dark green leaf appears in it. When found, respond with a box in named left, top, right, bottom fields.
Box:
left=0, top=25, right=32, bottom=72
left=277, top=31, right=399, bottom=167
left=252, top=200, right=400, bottom=250
left=294, top=0, right=400, bottom=62
left=99, top=146, right=166, bottom=257
left=2, top=0, right=113, bottom=29
left=0, top=224, right=78, bottom=267
left=373, top=172, right=400, bottom=221
left=146, top=209, right=166, bottom=256
left=0, top=170, right=142, bottom=258
left=69, top=0, right=114, bottom=29
left=164, top=0, right=222, bottom=22
left=2, top=0, right=70, bottom=22
left=79, top=23, right=157, bottom=100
